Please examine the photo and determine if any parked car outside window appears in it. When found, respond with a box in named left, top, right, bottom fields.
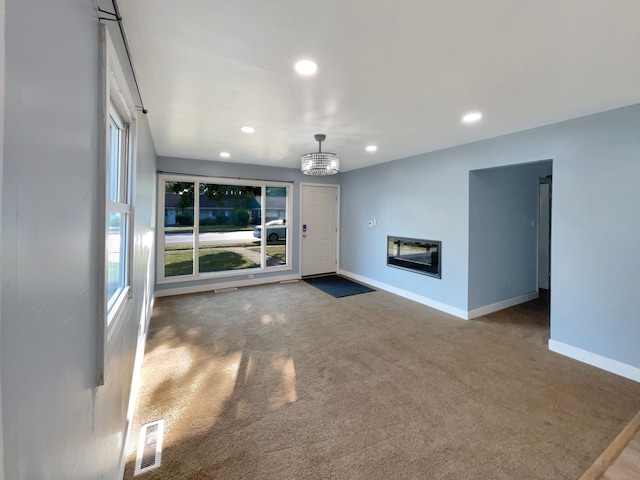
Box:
left=253, top=219, right=286, bottom=241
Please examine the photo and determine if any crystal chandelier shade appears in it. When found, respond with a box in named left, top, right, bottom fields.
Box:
left=301, top=134, right=339, bottom=175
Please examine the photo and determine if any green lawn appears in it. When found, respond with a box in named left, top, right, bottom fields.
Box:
left=164, top=248, right=259, bottom=276
left=164, top=250, right=194, bottom=276
left=247, top=245, right=286, bottom=262
left=164, top=242, right=286, bottom=276
left=165, top=242, right=258, bottom=251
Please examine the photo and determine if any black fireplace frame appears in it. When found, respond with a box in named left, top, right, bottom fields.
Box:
left=387, top=236, right=441, bottom=279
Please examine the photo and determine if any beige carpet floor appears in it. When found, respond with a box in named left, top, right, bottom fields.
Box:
left=124, top=281, right=640, bottom=479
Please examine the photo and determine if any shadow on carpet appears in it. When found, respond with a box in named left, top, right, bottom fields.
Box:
left=304, top=274, right=375, bottom=298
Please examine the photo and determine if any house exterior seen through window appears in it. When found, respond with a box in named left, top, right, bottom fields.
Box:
left=159, top=176, right=291, bottom=282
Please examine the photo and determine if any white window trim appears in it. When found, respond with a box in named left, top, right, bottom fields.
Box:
left=96, top=25, right=137, bottom=386
left=156, top=174, right=292, bottom=284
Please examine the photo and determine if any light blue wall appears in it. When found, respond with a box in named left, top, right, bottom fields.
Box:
left=340, top=152, right=469, bottom=312
left=550, top=107, right=640, bottom=367
left=468, top=161, right=551, bottom=310
left=1, top=1, right=156, bottom=479
left=340, top=104, right=640, bottom=369
left=155, top=156, right=339, bottom=293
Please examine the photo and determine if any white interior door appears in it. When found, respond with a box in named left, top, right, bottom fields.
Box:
left=301, top=184, right=338, bottom=277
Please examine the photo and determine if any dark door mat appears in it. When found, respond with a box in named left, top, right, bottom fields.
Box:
left=304, top=275, right=375, bottom=298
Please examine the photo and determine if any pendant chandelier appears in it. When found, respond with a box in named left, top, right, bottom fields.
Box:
left=301, top=134, right=339, bottom=175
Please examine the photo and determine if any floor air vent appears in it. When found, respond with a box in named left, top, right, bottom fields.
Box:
left=215, top=287, right=238, bottom=293
left=134, top=420, right=164, bottom=476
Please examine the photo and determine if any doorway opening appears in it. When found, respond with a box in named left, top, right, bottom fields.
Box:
left=538, top=175, right=552, bottom=292
left=468, top=160, right=553, bottom=328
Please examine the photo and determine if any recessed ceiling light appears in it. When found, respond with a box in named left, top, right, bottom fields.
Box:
left=241, top=126, right=255, bottom=133
left=220, top=152, right=231, bottom=158
left=462, top=112, right=483, bottom=124
left=366, top=145, right=378, bottom=152
left=294, top=59, right=317, bottom=76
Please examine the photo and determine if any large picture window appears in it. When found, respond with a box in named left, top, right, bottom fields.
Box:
left=159, top=176, right=290, bottom=281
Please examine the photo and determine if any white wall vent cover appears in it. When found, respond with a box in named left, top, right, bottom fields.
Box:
left=134, top=419, right=165, bottom=476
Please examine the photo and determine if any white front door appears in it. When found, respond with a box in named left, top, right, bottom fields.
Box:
left=301, top=184, right=338, bottom=277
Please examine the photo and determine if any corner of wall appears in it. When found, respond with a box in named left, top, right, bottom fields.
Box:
left=467, top=291, right=539, bottom=319
left=549, top=340, right=640, bottom=383
left=338, top=269, right=469, bottom=320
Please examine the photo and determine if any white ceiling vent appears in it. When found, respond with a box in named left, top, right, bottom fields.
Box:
left=134, top=419, right=164, bottom=476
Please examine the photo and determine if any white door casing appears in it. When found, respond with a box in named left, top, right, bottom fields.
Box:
left=301, top=184, right=338, bottom=277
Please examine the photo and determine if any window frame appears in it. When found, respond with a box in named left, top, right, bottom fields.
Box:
left=157, top=174, right=292, bottom=284
left=105, top=103, right=133, bottom=325
left=96, top=25, right=137, bottom=385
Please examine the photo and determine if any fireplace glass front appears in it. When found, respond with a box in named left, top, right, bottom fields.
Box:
left=387, top=236, right=441, bottom=278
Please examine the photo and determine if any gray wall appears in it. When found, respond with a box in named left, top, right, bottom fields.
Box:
left=1, top=1, right=156, bottom=479
left=0, top=0, right=5, bottom=475
left=468, top=161, right=552, bottom=311
left=340, top=103, right=640, bottom=370
left=155, top=156, right=339, bottom=294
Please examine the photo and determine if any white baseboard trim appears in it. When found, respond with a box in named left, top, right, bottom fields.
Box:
left=118, top=293, right=155, bottom=480
left=467, top=291, right=539, bottom=319
left=155, top=273, right=301, bottom=298
left=549, top=339, right=640, bottom=383
left=338, top=269, right=468, bottom=320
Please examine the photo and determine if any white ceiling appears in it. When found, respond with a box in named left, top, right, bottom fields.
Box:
left=118, top=0, right=640, bottom=172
